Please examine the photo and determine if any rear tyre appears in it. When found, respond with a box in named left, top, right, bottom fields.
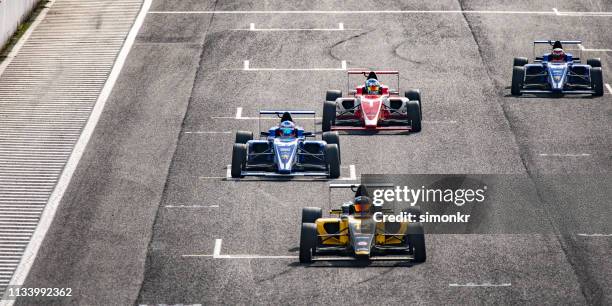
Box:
left=407, top=222, right=426, bottom=263
left=235, top=131, right=253, bottom=144
left=403, top=205, right=422, bottom=222
left=301, top=207, right=322, bottom=223
left=591, top=67, right=604, bottom=97
left=322, top=101, right=337, bottom=132
left=511, top=66, right=525, bottom=96
left=322, top=131, right=341, bottom=164
left=406, top=100, right=421, bottom=132
left=513, top=57, right=528, bottom=67
left=299, top=223, right=317, bottom=263
left=231, top=144, right=247, bottom=178
left=587, top=58, right=601, bottom=68
left=324, top=144, right=340, bottom=179
left=404, top=89, right=421, bottom=102
left=325, top=90, right=342, bottom=102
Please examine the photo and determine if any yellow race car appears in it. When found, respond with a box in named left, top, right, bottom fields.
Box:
left=299, top=184, right=426, bottom=263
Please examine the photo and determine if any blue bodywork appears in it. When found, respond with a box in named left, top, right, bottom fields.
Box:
left=521, top=52, right=594, bottom=94
left=241, top=112, right=331, bottom=177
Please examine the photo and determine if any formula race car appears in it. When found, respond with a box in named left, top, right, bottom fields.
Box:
left=231, top=110, right=341, bottom=179
left=511, top=40, right=604, bottom=96
left=299, top=184, right=426, bottom=263
left=322, top=70, right=422, bottom=132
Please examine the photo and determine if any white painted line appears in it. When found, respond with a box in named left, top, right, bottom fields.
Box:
left=538, top=153, right=591, bottom=157
left=578, top=44, right=612, bottom=52
left=149, top=10, right=612, bottom=16
left=240, top=23, right=346, bottom=31
left=577, top=233, right=612, bottom=237
left=226, top=166, right=232, bottom=179
left=199, top=176, right=226, bottom=179
left=183, top=239, right=298, bottom=259
left=336, top=164, right=356, bottom=181
left=213, top=239, right=222, bottom=258
left=163, top=205, right=219, bottom=208
left=184, top=131, right=231, bottom=134
left=449, top=283, right=512, bottom=287
left=605, top=83, right=612, bottom=94
left=241, top=60, right=347, bottom=71
left=235, top=107, right=243, bottom=119
left=0, top=0, right=56, bottom=77
left=4, top=0, right=153, bottom=298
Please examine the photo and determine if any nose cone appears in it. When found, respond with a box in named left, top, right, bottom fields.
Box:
left=360, top=98, right=381, bottom=128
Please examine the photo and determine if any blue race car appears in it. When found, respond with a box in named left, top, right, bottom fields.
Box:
left=231, top=110, right=341, bottom=178
left=511, top=40, right=604, bottom=96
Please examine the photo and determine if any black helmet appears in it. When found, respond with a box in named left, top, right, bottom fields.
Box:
left=354, top=196, right=372, bottom=214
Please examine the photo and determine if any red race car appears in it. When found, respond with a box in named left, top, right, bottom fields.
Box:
left=322, top=70, right=422, bottom=133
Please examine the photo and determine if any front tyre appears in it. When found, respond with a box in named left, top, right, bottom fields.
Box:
left=322, top=131, right=341, bottom=164
left=299, top=223, right=317, bottom=263
left=406, top=222, right=426, bottom=263
left=231, top=143, right=247, bottom=178
left=406, top=100, right=421, bottom=132
left=591, top=67, right=604, bottom=97
left=511, top=66, right=525, bottom=96
left=324, top=144, right=340, bottom=179
left=322, top=101, right=337, bottom=132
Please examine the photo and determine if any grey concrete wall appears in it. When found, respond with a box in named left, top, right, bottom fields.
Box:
left=0, top=0, right=40, bottom=49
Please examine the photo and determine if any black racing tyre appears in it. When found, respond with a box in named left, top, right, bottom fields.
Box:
left=235, top=131, right=253, bottom=144
left=299, top=222, right=317, bottom=263
left=231, top=143, right=247, bottom=178
left=406, top=222, right=426, bottom=263
left=324, top=144, right=340, bottom=179
left=511, top=66, right=525, bottom=96
left=513, top=57, right=528, bottom=67
left=326, top=90, right=342, bottom=102
left=587, top=58, right=601, bottom=68
left=404, top=89, right=421, bottom=102
left=322, top=131, right=341, bottom=164
left=403, top=205, right=422, bottom=222
left=301, top=207, right=322, bottom=223
left=591, top=67, right=604, bottom=97
left=322, top=101, right=337, bottom=132
left=406, top=100, right=421, bottom=132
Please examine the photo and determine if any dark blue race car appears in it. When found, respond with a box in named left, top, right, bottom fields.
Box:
left=511, top=40, right=604, bottom=97
left=231, top=110, right=341, bottom=179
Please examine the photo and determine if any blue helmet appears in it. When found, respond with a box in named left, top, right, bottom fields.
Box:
left=365, top=78, right=380, bottom=94
left=279, top=120, right=296, bottom=137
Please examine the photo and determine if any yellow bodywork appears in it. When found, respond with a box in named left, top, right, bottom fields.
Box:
left=315, top=216, right=409, bottom=246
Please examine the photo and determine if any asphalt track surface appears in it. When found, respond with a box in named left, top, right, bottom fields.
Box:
left=15, top=0, right=612, bottom=305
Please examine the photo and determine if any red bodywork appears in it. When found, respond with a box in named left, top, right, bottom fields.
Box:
left=332, top=70, right=410, bottom=131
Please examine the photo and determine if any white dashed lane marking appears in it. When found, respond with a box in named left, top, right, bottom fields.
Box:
left=149, top=9, right=612, bottom=17
left=449, top=283, right=512, bottom=287
left=240, top=60, right=347, bottom=71
left=235, top=22, right=348, bottom=31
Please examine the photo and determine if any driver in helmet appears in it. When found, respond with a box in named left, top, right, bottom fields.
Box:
left=550, top=48, right=566, bottom=63
left=365, top=78, right=381, bottom=95
left=278, top=120, right=296, bottom=137
left=353, top=196, right=372, bottom=216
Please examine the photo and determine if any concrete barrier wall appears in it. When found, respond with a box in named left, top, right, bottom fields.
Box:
left=0, top=0, right=40, bottom=49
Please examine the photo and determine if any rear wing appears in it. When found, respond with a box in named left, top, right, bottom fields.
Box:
left=532, top=40, right=582, bottom=62
left=258, top=110, right=317, bottom=137
left=327, top=183, right=395, bottom=210
left=346, top=70, right=400, bottom=94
